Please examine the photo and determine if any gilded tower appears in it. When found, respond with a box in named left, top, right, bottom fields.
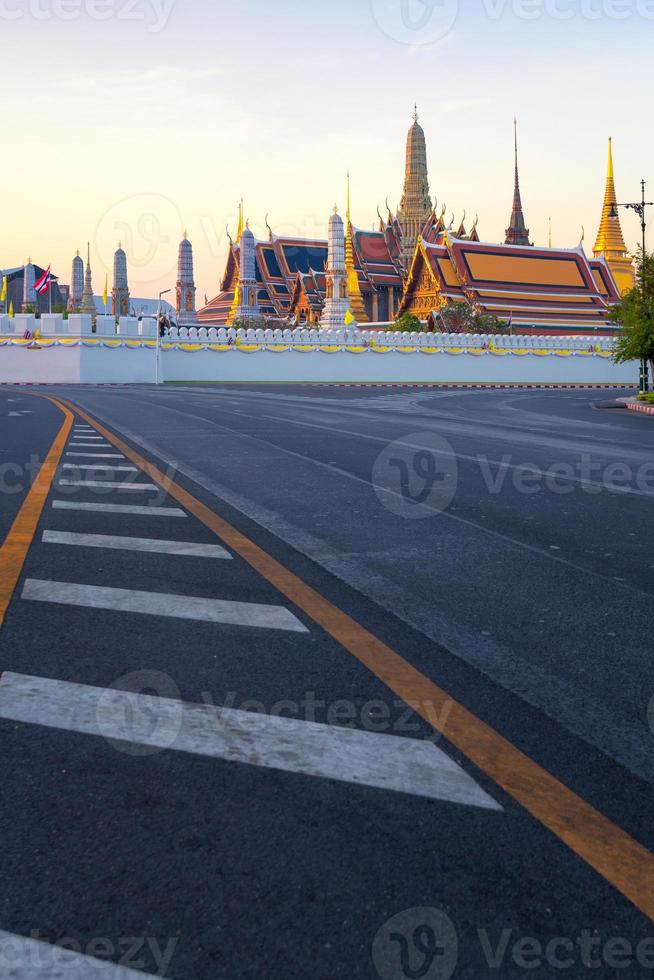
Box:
left=397, top=107, right=432, bottom=269
left=505, top=119, right=532, bottom=247
left=593, top=138, right=635, bottom=295
left=345, top=174, right=368, bottom=323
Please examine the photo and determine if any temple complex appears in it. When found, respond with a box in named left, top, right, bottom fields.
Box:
left=112, top=243, right=130, bottom=317
left=593, top=138, right=636, bottom=295
left=197, top=111, right=634, bottom=335
left=176, top=234, right=198, bottom=326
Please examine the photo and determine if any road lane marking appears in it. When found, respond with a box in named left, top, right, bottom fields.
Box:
left=52, top=501, right=187, bottom=517
left=42, top=531, right=232, bottom=559
left=50, top=395, right=654, bottom=922
left=66, top=452, right=125, bottom=459
left=69, top=441, right=111, bottom=447
left=62, top=464, right=138, bottom=473
left=0, top=672, right=500, bottom=809
left=57, top=479, right=159, bottom=491
left=22, top=579, right=309, bottom=632
left=0, top=929, right=164, bottom=978
left=0, top=396, right=72, bottom=628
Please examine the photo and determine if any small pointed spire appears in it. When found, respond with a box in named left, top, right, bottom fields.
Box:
left=505, top=118, right=531, bottom=246
left=333, top=204, right=339, bottom=214
left=548, top=217, right=552, bottom=249
left=413, top=103, right=418, bottom=124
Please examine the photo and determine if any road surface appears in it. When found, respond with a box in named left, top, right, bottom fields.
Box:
left=0, top=383, right=653, bottom=979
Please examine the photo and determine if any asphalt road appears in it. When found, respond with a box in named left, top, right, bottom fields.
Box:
left=1, top=383, right=653, bottom=979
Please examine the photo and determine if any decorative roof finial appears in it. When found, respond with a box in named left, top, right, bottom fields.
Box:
left=413, top=103, right=418, bottom=123
left=333, top=204, right=339, bottom=214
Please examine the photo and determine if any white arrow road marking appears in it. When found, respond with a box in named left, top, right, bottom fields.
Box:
left=22, top=580, right=308, bottom=633
left=0, top=929, right=166, bottom=978
left=42, top=530, right=232, bottom=559
left=51, top=501, right=187, bottom=518
left=0, top=673, right=502, bottom=809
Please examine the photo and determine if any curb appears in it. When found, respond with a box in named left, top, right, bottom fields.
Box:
left=626, top=401, right=654, bottom=416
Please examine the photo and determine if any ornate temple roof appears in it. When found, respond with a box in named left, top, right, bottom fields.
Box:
left=399, top=235, right=621, bottom=333
left=199, top=225, right=405, bottom=325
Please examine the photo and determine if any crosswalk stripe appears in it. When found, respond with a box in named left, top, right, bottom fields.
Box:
left=0, top=673, right=501, bottom=809
left=42, top=531, right=232, bottom=559
left=62, top=464, right=138, bottom=473
left=22, top=580, right=309, bottom=632
left=52, top=501, right=187, bottom=517
left=66, top=453, right=125, bottom=460
left=0, top=929, right=165, bottom=978
left=57, top=480, right=158, bottom=491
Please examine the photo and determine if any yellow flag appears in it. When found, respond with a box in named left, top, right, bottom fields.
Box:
left=8, top=300, right=14, bottom=317
left=102, top=274, right=108, bottom=307
left=1, top=276, right=6, bottom=302
left=344, top=310, right=356, bottom=325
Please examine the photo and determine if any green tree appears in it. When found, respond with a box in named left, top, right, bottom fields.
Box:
left=396, top=313, right=423, bottom=333
left=435, top=302, right=507, bottom=335
left=610, top=250, right=654, bottom=379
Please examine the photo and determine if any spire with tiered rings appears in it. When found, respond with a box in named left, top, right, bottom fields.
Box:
left=505, top=118, right=531, bottom=246
left=397, top=105, right=433, bottom=269
left=592, top=138, right=635, bottom=294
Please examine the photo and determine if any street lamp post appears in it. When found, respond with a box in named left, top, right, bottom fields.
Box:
left=609, top=179, right=653, bottom=392
left=155, top=288, right=171, bottom=386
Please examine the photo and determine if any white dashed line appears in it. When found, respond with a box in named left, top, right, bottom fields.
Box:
left=52, top=501, right=187, bottom=517
left=42, top=531, right=232, bottom=559
left=22, top=580, right=308, bottom=632
left=0, top=673, right=501, bottom=809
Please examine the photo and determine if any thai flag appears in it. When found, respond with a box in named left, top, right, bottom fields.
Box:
left=34, top=266, right=53, bottom=295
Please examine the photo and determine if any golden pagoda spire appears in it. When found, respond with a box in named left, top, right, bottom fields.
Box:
left=344, top=172, right=368, bottom=323
left=236, top=199, right=244, bottom=242
left=592, top=138, right=635, bottom=294
left=593, top=138, right=627, bottom=256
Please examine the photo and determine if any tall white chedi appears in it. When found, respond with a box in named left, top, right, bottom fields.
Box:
left=320, top=206, right=349, bottom=330
left=22, top=259, right=36, bottom=311
left=112, top=243, right=130, bottom=316
left=176, top=233, right=198, bottom=326
left=234, top=221, right=260, bottom=321
left=69, top=250, right=84, bottom=310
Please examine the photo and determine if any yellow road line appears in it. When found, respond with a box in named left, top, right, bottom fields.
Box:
left=0, top=396, right=73, bottom=627
left=51, top=395, right=654, bottom=920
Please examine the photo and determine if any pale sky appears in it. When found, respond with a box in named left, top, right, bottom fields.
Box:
left=1, top=0, right=651, bottom=301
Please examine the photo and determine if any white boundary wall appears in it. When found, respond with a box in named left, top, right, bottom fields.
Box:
left=0, top=321, right=637, bottom=386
